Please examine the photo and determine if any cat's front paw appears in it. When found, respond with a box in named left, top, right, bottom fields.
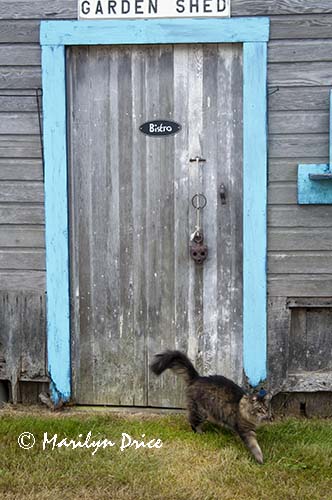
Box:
left=191, top=425, right=203, bottom=434
left=254, top=450, right=264, bottom=464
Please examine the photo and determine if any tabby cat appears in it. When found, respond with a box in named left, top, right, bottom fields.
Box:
left=150, top=350, right=270, bottom=464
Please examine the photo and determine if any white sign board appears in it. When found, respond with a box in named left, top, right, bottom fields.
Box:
left=78, top=0, right=231, bottom=20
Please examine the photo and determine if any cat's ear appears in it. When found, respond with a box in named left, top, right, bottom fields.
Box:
left=262, top=392, right=272, bottom=403
left=257, top=392, right=272, bottom=404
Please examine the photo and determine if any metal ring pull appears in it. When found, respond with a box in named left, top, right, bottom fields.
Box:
left=191, top=193, right=207, bottom=210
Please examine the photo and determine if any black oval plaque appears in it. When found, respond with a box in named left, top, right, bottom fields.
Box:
left=139, top=120, right=181, bottom=137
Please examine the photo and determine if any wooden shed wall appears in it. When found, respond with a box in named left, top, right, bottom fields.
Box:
left=0, top=0, right=332, bottom=397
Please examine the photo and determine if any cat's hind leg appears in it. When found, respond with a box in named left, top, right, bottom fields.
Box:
left=188, top=401, right=206, bottom=434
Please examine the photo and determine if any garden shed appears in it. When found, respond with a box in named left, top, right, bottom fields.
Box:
left=0, top=0, right=331, bottom=416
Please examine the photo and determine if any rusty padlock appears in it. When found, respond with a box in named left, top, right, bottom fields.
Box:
left=190, top=232, right=208, bottom=264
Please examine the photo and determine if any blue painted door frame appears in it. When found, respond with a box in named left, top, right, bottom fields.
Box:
left=40, top=17, right=269, bottom=404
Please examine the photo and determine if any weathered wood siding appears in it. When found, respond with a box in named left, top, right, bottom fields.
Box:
left=0, top=292, right=47, bottom=401
left=0, top=1, right=332, bottom=397
left=0, top=2, right=45, bottom=293
left=0, top=4, right=46, bottom=392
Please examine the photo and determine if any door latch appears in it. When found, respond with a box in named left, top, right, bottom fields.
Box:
left=219, top=184, right=226, bottom=205
left=190, top=194, right=208, bottom=265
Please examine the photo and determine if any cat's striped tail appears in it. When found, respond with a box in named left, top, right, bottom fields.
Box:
left=150, top=350, right=199, bottom=384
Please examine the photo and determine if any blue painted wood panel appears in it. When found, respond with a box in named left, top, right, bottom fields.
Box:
left=243, top=42, right=268, bottom=387
left=298, top=89, right=332, bottom=204
left=40, top=17, right=269, bottom=46
left=41, top=44, right=71, bottom=404
left=298, top=164, right=332, bottom=204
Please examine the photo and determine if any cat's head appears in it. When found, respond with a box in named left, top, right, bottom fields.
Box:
left=239, top=392, right=271, bottom=425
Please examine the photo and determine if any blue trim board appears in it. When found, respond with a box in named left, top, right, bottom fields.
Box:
left=42, top=45, right=71, bottom=404
left=298, top=89, right=332, bottom=204
left=41, top=18, right=269, bottom=402
left=40, top=17, right=269, bottom=45
left=243, top=42, right=268, bottom=387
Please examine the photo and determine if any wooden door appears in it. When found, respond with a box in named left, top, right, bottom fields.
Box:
left=67, top=44, right=243, bottom=406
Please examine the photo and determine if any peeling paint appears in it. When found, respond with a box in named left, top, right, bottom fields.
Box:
left=49, top=376, right=70, bottom=407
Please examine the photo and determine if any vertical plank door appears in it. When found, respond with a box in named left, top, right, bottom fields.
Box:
left=67, top=44, right=243, bottom=406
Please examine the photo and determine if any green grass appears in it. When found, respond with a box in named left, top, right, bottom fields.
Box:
left=0, top=408, right=332, bottom=500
